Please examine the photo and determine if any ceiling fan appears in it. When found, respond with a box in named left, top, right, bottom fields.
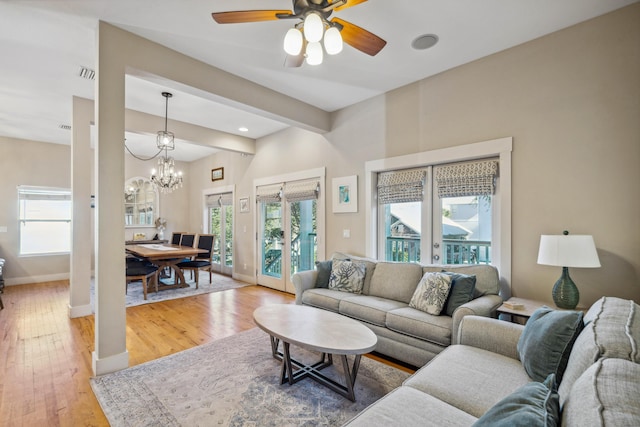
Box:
left=211, top=0, right=386, bottom=66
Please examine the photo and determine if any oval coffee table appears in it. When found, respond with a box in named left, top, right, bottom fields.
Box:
left=253, top=304, right=377, bottom=402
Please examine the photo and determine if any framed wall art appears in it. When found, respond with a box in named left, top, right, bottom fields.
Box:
left=332, top=175, right=358, bottom=213
left=211, top=167, right=224, bottom=182
left=239, top=197, right=250, bottom=213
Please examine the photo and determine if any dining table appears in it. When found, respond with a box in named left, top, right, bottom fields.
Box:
left=126, top=243, right=207, bottom=291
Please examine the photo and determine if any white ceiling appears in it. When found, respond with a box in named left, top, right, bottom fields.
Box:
left=0, top=0, right=636, bottom=162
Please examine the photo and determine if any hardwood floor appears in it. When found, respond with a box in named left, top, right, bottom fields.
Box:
left=0, top=277, right=413, bottom=426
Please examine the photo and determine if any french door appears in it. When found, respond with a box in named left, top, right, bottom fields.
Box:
left=256, top=178, right=321, bottom=293
left=208, top=192, right=233, bottom=276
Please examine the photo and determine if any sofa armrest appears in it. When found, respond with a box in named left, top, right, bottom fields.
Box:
left=457, top=315, right=525, bottom=360
left=451, top=294, right=503, bottom=344
left=291, top=270, right=318, bottom=305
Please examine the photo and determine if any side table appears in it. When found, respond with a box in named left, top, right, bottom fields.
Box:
left=497, top=297, right=548, bottom=323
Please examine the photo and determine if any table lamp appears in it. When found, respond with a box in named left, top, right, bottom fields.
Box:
left=537, top=230, right=601, bottom=309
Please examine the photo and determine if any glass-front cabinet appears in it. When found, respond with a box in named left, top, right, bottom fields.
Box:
left=124, top=177, right=158, bottom=227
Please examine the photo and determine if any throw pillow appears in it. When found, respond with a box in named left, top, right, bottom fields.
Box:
left=441, top=271, right=477, bottom=316
left=314, top=260, right=332, bottom=288
left=517, top=307, right=584, bottom=383
left=327, top=259, right=366, bottom=294
left=473, top=374, right=559, bottom=427
left=409, top=272, right=452, bottom=315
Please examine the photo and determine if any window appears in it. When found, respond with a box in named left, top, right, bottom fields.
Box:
left=18, top=186, right=72, bottom=255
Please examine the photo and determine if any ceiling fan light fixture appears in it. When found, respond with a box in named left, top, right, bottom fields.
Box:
left=305, top=41, right=323, bottom=65
left=284, top=28, right=303, bottom=55
left=324, top=26, right=343, bottom=55
left=303, top=13, right=323, bottom=43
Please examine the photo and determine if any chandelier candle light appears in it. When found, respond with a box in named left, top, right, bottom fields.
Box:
left=283, top=11, right=343, bottom=65
left=151, top=92, right=183, bottom=193
left=537, top=230, right=601, bottom=309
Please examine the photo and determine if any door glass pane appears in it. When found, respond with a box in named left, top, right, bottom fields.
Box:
left=224, top=205, right=233, bottom=267
left=261, top=201, right=282, bottom=278
left=384, top=202, right=421, bottom=262
left=441, top=195, right=492, bottom=264
left=210, top=206, right=222, bottom=264
left=290, top=199, right=317, bottom=276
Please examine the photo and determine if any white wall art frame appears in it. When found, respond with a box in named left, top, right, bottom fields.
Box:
left=332, top=175, right=358, bottom=213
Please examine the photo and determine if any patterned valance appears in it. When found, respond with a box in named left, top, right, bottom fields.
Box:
left=205, top=192, right=233, bottom=207
left=377, top=169, right=426, bottom=204
left=283, top=179, right=319, bottom=203
left=434, top=159, right=499, bottom=198
left=256, top=183, right=283, bottom=203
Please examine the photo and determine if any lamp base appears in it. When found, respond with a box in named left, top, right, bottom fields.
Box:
left=552, top=267, right=580, bottom=309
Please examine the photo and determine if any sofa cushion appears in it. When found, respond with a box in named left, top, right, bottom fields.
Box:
left=517, top=307, right=583, bottom=383
left=558, top=296, right=640, bottom=405
left=473, top=374, right=559, bottom=427
left=423, top=264, right=499, bottom=297
left=314, top=260, right=332, bottom=288
left=327, top=259, right=366, bottom=294
left=338, top=296, right=407, bottom=327
left=343, top=385, right=478, bottom=427
left=369, top=262, right=423, bottom=303
left=562, top=358, right=640, bottom=426
left=404, top=345, right=532, bottom=418
left=442, top=271, right=476, bottom=316
left=386, top=307, right=453, bottom=346
left=301, top=288, right=356, bottom=312
left=409, top=272, right=452, bottom=315
left=331, top=252, right=377, bottom=295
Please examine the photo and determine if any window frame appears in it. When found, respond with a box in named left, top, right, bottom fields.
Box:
left=18, top=185, right=72, bottom=256
left=365, top=137, right=512, bottom=291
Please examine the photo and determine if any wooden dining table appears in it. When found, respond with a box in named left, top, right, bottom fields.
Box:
left=126, top=243, right=207, bottom=290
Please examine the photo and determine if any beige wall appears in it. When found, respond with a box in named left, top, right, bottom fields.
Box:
left=187, top=5, right=639, bottom=306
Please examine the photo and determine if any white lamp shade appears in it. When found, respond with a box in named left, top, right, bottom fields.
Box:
left=324, top=26, right=343, bottom=55
left=283, top=28, right=303, bottom=55
left=537, top=235, right=601, bottom=268
left=305, top=41, right=323, bottom=65
left=303, top=13, right=323, bottom=43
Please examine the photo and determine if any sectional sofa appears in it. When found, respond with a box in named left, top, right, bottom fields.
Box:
left=344, top=296, right=640, bottom=426
left=292, top=252, right=503, bottom=367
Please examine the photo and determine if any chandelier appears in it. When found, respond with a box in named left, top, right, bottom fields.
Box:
left=150, top=92, right=183, bottom=193
left=283, top=12, right=343, bottom=66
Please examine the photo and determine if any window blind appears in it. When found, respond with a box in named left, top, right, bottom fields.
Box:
left=255, top=183, right=283, bottom=203
left=205, top=192, right=233, bottom=207
left=283, top=179, right=319, bottom=202
left=377, top=169, right=426, bottom=204
left=434, top=159, right=499, bottom=198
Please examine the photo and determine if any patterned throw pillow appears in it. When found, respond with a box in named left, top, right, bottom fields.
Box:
left=409, top=272, right=452, bottom=315
left=327, top=259, right=366, bottom=294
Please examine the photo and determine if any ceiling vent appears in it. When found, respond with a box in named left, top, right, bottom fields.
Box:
left=78, top=66, right=95, bottom=80
left=59, top=124, right=71, bottom=130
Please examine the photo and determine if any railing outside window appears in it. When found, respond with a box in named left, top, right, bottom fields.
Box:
left=386, top=236, right=491, bottom=265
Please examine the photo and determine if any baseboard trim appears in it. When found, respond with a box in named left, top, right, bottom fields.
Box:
left=92, top=349, right=129, bottom=376
left=69, top=303, right=92, bottom=318
left=5, top=272, right=70, bottom=286
left=232, top=272, right=255, bottom=284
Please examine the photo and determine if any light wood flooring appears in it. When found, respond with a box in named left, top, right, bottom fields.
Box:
left=0, top=276, right=413, bottom=426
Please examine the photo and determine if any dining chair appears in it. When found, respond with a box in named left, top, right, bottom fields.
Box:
left=126, top=257, right=159, bottom=300
left=177, top=234, right=215, bottom=289
left=170, top=232, right=183, bottom=245
left=179, top=233, right=196, bottom=248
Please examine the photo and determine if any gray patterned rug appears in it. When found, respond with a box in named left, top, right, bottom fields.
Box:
left=91, top=271, right=248, bottom=309
left=91, top=327, right=409, bottom=426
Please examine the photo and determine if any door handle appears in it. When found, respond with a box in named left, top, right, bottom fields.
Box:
left=433, top=255, right=440, bottom=261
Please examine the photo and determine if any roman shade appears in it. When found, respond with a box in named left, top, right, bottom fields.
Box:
left=205, top=192, right=233, bottom=207
left=377, top=169, right=426, bottom=204
left=255, top=183, right=283, bottom=203
left=434, top=159, right=499, bottom=198
left=283, top=179, right=320, bottom=202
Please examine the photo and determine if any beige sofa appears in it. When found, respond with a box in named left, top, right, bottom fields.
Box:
left=344, top=296, right=640, bottom=426
left=292, top=253, right=503, bottom=367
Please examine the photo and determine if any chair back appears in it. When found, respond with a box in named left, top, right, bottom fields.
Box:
left=171, top=232, right=183, bottom=245
left=195, top=234, right=215, bottom=261
left=180, top=233, right=196, bottom=247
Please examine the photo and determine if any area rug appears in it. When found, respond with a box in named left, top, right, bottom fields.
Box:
left=91, top=271, right=248, bottom=310
left=91, top=327, right=410, bottom=426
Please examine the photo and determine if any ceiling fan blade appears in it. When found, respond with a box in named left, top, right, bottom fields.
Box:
left=331, top=0, right=368, bottom=12
left=212, top=10, right=293, bottom=24
left=332, top=18, right=386, bottom=56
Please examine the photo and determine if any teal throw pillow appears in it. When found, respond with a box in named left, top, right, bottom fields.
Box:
left=473, top=374, right=559, bottom=427
left=517, top=307, right=583, bottom=383
left=314, top=260, right=332, bottom=288
left=441, top=271, right=476, bottom=316
left=327, top=259, right=365, bottom=294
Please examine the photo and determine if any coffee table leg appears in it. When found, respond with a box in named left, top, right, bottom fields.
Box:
left=269, top=335, right=281, bottom=360
left=280, top=341, right=295, bottom=385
